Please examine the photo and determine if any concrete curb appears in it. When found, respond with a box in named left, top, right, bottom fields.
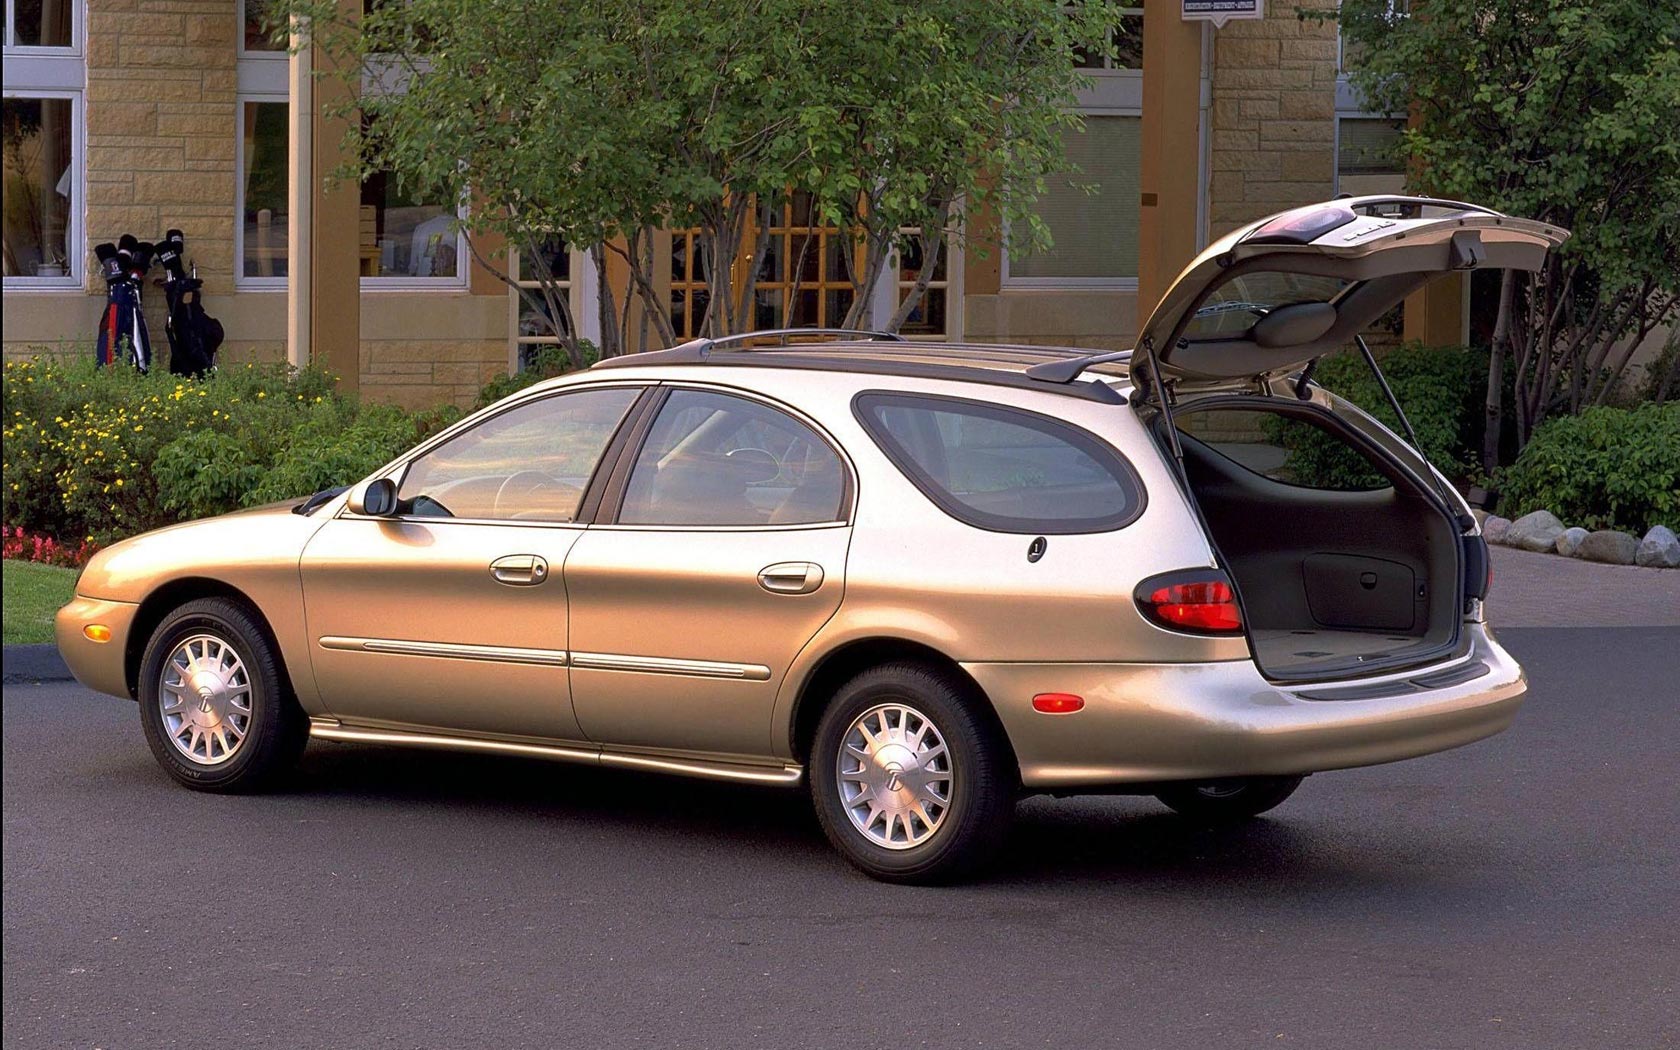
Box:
left=3, top=644, right=72, bottom=684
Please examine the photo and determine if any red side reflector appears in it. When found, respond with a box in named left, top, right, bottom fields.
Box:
left=1032, top=693, right=1085, bottom=714
left=1135, top=571, right=1245, bottom=635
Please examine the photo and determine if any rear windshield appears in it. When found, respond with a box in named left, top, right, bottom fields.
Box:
left=1180, top=272, right=1349, bottom=340
left=853, top=392, right=1144, bottom=534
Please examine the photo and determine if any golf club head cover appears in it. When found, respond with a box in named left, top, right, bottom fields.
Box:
left=94, top=242, right=123, bottom=282
left=156, top=231, right=186, bottom=279
left=131, top=241, right=155, bottom=277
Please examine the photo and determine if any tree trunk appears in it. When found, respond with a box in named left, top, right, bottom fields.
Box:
left=592, top=245, right=619, bottom=359
left=1483, top=269, right=1516, bottom=475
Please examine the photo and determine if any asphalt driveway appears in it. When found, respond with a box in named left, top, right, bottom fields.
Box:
left=4, top=626, right=1676, bottom=1049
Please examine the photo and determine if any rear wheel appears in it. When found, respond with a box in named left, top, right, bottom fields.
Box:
left=1154, top=775, right=1304, bottom=823
left=809, top=662, right=1015, bottom=884
left=138, top=597, right=307, bottom=792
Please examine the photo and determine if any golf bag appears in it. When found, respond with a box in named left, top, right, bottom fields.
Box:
left=93, top=234, right=154, bottom=372
left=157, top=230, right=223, bottom=377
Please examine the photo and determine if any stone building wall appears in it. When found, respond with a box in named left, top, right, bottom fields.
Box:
left=1207, top=3, right=1340, bottom=237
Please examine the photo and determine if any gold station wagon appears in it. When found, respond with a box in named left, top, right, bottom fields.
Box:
left=58, top=197, right=1564, bottom=882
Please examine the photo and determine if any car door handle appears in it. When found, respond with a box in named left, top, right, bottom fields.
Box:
left=758, top=562, right=824, bottom=595
left=490, top=554, right=549, bottom=586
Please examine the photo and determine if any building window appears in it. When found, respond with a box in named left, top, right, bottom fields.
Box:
left=748, top=192, right=857, bottom=331
left=1005, top=115, right=1143, bottom=285
left=1073, top=8, right=1144, bottom=71
left=7, top=0, right=75, bottom=49
left=236, top=100, right=288, bottom=284
left=4, top=0, right=82, bottom=289
left=357, top=170, right=462, bottom=283
left=1335, top=116, right=1407, bottom=196
left=2, top=95, right=76, bottom=282
left=894, top=228, right=958, bottom=339
left=241, top=0, right=284, bottom=52
left=1005, top=9, right=1143, bottom=288
left=509, top=235, right=586, bottom=368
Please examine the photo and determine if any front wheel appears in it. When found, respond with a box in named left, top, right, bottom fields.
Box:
left=810, top=663, right=1016, bottom=884
left=138, top=597, right=307, bottom=792
left=1154, top=775, right=1304, bottom=824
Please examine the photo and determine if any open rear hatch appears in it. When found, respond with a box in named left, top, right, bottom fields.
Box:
left=1032, top=196, right=1568, bottom=682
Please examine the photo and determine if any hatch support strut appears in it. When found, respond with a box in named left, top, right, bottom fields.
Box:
left=1352, top=334, right=1473, bottom=529
left=1135, top=336, right=1185, bottom=466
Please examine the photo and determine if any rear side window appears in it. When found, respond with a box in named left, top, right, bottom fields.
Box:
left=854, top=392, right=1144, bottom=534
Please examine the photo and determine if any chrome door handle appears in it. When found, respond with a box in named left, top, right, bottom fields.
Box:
left=758, top=562, right=824, bottom=595
left=490, top=554, right=549, bottom=586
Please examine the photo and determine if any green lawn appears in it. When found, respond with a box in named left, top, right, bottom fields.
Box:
left=2, top=560, right=77, bottom=645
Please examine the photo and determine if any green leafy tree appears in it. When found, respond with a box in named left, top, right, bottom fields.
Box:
left=1339, top=0, right=1680, bottom=469
left=276, top=0, right=1120, bottom=357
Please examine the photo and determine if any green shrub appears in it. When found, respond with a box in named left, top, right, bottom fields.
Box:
left=3, top=356, right=457, bottom=544
left=475, top=341, right=598, bottom=408
left=1497, top=403, right=1680, bottom=533
left=1267, top=343, right=1487, bottom=489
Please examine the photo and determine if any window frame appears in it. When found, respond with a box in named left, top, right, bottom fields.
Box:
left=341, top=381, right=653, bottom=528
left=3, top=0, right=85, bottom=291
left=235, top=94, right=289, bottom=290
left=851, top=389, right=1148, bottom=536
left=598, top=384, right=857, bottom=532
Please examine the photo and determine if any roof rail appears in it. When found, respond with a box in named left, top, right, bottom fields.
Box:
left=593, top=328, right=903, bottom=370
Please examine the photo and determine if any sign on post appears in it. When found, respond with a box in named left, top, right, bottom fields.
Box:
left=1181, top=0, right=1265, bottom=29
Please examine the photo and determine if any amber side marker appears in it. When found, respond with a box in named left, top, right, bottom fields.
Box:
left=83, top=624, right=112, bottom=643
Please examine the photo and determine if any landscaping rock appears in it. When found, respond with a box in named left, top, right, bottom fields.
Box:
left=1577, top=529, right=1639, bottom=565
left=1505, top=510, right=1566, bottom=552
left=1482, top=515, right=1512, bottom=544
left=1556, top=527, right=1590, bottom=557
left=1636, top=525, right=1680, bottom=569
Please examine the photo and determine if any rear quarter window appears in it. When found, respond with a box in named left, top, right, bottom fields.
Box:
left=853, top=392, right=1144, bottom=534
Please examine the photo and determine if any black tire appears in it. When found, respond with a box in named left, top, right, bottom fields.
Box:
left=1154, top=775, right=1304, bottom=824
left=137, top=597, right=307, bottom=793
left=809, top=662, right=1016, bottom=884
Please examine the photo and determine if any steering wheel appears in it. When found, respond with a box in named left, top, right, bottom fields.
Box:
left=494, top=470, right=559, bottom=517
left=725, top=447, right=781, bottom=484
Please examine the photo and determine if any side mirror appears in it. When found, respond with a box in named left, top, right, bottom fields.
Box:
left=347, top=477, right=398, bottom=516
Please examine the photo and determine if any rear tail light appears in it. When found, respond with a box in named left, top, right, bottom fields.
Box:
left=1135, top=570, right=1245, bottom=635
left=1462, top=533, right=1491, bottom=605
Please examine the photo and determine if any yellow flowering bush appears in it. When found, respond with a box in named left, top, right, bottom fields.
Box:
left=3, top=357, right=456, bottom=543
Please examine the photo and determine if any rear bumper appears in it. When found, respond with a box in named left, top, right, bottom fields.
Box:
left=963, top=623, right=1525, bottom=789
left=54, top=595, right=140, bottom=700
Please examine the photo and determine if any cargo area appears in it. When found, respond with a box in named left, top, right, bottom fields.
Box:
left=1168, top=401, right=1465, bottom=681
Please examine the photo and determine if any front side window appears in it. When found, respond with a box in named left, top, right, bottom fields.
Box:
left=395, top=386, right=640, bottom=521
left=619, top=390, right=846, bottom=527
left=855, top=393, right=1144, bottom=534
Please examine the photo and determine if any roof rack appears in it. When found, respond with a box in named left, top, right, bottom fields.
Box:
left=594, top=328, right=903, bottom=370
left=710, top=327, right=905, bottom=348
left=589, top=329, right=1130, bottom=404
